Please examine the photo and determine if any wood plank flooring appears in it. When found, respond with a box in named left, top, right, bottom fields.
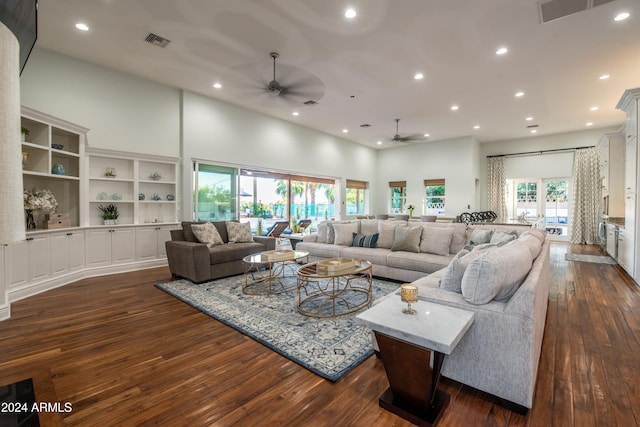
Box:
left=0, top=242, right=639, bottom=426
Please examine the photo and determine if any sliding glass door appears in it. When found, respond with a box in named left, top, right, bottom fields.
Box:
left=193, top=163, right=237, bottom=221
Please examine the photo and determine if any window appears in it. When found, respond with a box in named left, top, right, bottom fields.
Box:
left=192, top=162, right=237, bottom=221
left=346, top=179, right=368, bottom=215
left=389, top=181, right=406, bottom=214
left=424, top=179, right=446, bottom=215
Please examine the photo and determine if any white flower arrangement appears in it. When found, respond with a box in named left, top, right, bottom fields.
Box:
left=24, top=188, right=58, bottom=212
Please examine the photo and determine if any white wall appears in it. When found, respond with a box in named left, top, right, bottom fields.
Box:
left=478, top=127, right=620, bottom=209
left=20, top=49, right=180, bottom=157
left=375, top=137, right=480, bottom=217
left=182, top=91, right=378, bottom=219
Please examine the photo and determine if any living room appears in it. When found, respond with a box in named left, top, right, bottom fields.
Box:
left=2, top=1, right=640, bottom=426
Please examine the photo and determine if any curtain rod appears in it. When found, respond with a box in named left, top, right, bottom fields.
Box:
left=486, top=145, right=594, bottom=159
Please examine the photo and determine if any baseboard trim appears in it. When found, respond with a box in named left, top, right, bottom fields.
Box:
left=0, top=303, right=10, bottom=321
left=7, top=259, right=168, bottom=304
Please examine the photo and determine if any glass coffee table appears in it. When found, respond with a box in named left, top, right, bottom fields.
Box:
left=242, top=250, right=309, bottom=295
left=296, top=258, right=373, bottom=318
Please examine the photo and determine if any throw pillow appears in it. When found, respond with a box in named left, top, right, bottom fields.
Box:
left=333, top=222, right=359, bottom=246
left=226, top=221, right=254, bottom=243
left=468, top=228, right=493, bottom=245
left=521, top=228, right=546, bottom=243
left=391, top=225, right=423, bottom=253
left=440, top=244, right=498, bottom=293
left=360, top=219, right=379, bottom=236
left=181, top=221, right=205, bottom=242
left=419, top=226, right=454, bottom=256
left=377, top=221, right=397, bottom=249
left=519, top=234, right=543, bottom=258
left=352, top=232, right=379, bottom=248
left=461, top=241, right=533, bottom=304
left=490, top=230, right=517, bottom=245
left=191, top=222, right=224, bottom=247
left=316, top=222, right=329, bottom=243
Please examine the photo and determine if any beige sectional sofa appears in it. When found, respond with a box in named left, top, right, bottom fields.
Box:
left=298, top=219, right=549, bottom=413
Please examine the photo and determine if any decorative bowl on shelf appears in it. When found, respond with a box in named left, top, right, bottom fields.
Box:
left=112, top=193, right=123, bottom=200
left=139, top=193, right=145, bottom=200
left=98, top=192, right=109, bottom=200
left=52, top=164, right=66, bottom=175
left=51, top=144, right=64, bottom=150
left=166, top=194, right=175, bottom=201
left=151, top=193, right=161, bottom=201
left=150, top=172, right=162, bottom=181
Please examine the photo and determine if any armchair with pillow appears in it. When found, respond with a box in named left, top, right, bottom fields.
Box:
left=166, top=221, right=275, bottom=283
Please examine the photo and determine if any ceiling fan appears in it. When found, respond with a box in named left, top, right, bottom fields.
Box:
left=390, top=119, right=427, bottom=143
left=258, top=52, right=324, bottom=102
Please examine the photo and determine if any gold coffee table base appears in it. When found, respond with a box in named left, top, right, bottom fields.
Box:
left=242, top=251, right=309, bottom=296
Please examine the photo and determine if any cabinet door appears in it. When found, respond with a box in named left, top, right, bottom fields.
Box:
left=625, top=193, right=636, bottom=232
left=28, top=235, right=51, bottom=283
left=157, top=226, right=174, bottom=258
left=68, top=231, right=85, bottom=273
left=85, top=229, right=112, bottom=267
left=5, top=240, right=29, bottom=289
left=50, top=233, right=70, bottom=277
left=606, top=226, right=617, bottom=258
left=135, top=227, right=158, bottom=261
left=625, top=138, right=637, bottom=194
left=111, top=228, right=136, bottom=264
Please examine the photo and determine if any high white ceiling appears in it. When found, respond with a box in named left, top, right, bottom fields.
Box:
left=34, top=0, right=640, bottom=148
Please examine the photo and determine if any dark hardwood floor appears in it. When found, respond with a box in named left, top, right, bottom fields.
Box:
left=1, top=242, right=639, bottom=426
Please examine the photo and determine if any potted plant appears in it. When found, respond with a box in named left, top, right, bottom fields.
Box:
left=98, top=203, right=119, bottom=225
left=21, top=126, right=29, bottom=142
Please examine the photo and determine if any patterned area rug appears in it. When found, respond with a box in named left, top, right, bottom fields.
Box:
left=564, top=253, right=617, bottom=264
left=155, top=275, right=400, bottom=381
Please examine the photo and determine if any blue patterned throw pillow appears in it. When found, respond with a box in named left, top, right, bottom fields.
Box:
left=352, top=232, right=379, bottom=248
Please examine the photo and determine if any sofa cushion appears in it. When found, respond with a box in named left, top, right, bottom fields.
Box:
left=439, top=244, right=497, bottom=293
left=377, top=221, right=398, bottom=249
left=352, top=232, right=379, bottom=248
left=341, top=247, right=391, bottom=266
left=490, top=230, right=517, bottom=245
left=333, top=222, right=359, bottom=246
left=181, top=221, right=205, bottom=242
left=387, top=251, right=454, bottom=274
left=521, top=228, right=546, bottom=244
left=519, top=234, right=543, bottom=259
left=360, top=219, right=379, bottom=235
left=295, top=242, right=344, bottom=258
left=461, top=240, right=533, bottom=304
left=191, top=222, right=225, bottom=247
left=469, top=229, right=493, bottom=245
left=226, top=221, right=254, bottom=243
left=391, top=225, right=423, bottom=252
left=316, top=222, right=329, bottom=243
left=208, top=242, right=264, bottom=264
left=419, top=226, right=453, bottom=256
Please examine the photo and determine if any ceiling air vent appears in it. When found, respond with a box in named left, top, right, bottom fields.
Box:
left=303, top=100, right=318, bottom=105
left=527, top=124, right=539, bottom=128
left=538, top=0, right=616, bottom=24
left=145, top=33, right=171, bottom=48
left=360, top=124, right=371, bottom=128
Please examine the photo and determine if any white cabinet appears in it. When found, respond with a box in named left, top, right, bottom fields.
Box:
left=606, top=224, right=618, bottom=258
left=50, top=230, right=85, bottom=277
left=598, top=132, right=625, bottom=217
left=85, top=148, right=178, bottom=227
left=135, top=225, right=176, bottom=261
left=21, top=107, right=88, bottom=228
left=85, top=227, right=136, bottom=267
left=618, top=228, right=634, bottom=276
left=5, top=235, right=51, bottom=289
left=625, top=137, right=637, bottom=195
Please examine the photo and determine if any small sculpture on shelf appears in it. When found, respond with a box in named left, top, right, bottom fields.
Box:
left=151, top=193, right=161, bottom=201
left=52, top=164, right=66, bottom=175
left=150, top=172, right=162, bottom=181
left=139, top=193, right=145, bottom=200
left=105, top=167, right=117, bottom=178
left=166, top=194, right=175, bottom=201
left=112, top=193, right=123, bottom=200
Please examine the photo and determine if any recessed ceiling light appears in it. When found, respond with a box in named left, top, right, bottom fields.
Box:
left=526, top=117, right=533, bottom=121
left=414, top=72, right=424, bottom=80
left=530, top=129, right=538, bottom=134
left=213, top=82, right=222, bottom=89
left=345, top=8, right=357, bottom=19
left=586, top=122, right=593, bottom=126
left=342, top=129, right=348, bottom=133
left=292, top=111, right=299, bottom=116
left=246, top=171, right=253, bottom=175
left=473, top=125, right=480, bottom=129
left=424, top=133, right=430, bottom=137
left=496, top=47, right=508, bottom=55
left=515, top=91, right=525, bottom=97
left=599, top=74, right=610, bottom=80
left=614, top=12, right=630, bottom=22
left=450, top=105, right=459, bottom=111
left=377, top=141, right=382, bottom=145
left=75, top=23, right=89, bottom=31
left=590, top=106, right=599, bottom=111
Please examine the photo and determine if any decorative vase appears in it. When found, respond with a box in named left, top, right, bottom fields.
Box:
left=25, top=210, right=36, bottom=230
left=52, top=164, right=66, bottom=175
left=409, top=210, right=413, bottom=219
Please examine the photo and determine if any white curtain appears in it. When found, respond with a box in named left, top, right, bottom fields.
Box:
left=487, top=157, right=507, bottom=222
left=571, top=147, right=600, bottom=244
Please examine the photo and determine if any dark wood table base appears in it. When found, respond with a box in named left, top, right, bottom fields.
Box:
left=379, top=388, right=450, bottom=427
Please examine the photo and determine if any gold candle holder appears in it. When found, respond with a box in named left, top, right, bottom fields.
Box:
left=400, top=283, right=418, bottom=315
